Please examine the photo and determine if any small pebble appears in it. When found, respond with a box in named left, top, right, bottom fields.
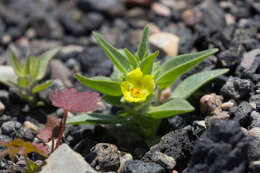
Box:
left=249, top=127, right=260, bottom=139
left=200, top=93, right=223, bottom=115
left=221, top=101, right=235, bottom=110
left=118, top=153, right=133, bottom=173
left=23, top=121, right=38, bottom=131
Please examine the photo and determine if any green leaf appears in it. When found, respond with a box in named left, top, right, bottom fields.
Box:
left=75, top=74, right=122, bottom=96
left=171, top=69, right=229, bottom=99
left=137, top=26, right=149, bottom=60
left=110, top=66, right=124, bottom=81
left=36, top=48, right=59, bottom=80
left=25, top=159, right=39, bottom=173
left=0, top=65, right=17, bottom=87
left=24, top=56, right=32, bottom=75
left=145, top=98, right=194, bottom=119
left=124, top=48, right=138, bottom=69
left=140, top=51, right=159, bottom=74
left=18, top=77, right=31, bottom=88
left=66, top=113, right=126, bottom=125
left=103, top=95, right=123, bottom=107
left=29, top=57, right=40, bottom=79
left=32, top=80, right=53, bottom=93
left=152, top=61, right=161, bottom=80
left=93, top=32, right=129, bottom=74
left=9, top=51, right=24, bottom=76
left=157, top=49, right=218, bottom=89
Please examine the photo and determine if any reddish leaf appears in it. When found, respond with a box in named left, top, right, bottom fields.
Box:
left=33, top=143, right=49, bottom=156
left=50, top=88, right=101, bottom=113
left=0, top=138, right=47, bottom=157
left=37, top=115, right=61, bottom=143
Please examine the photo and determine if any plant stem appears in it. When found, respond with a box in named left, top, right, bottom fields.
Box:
left=55, top=110, right=68, bottom=150
left=156, top=89, right=161, bottom=105
left=11, top=155, right=14, bottom=173
left=24, top=156, right=33, bottom=173
left=51, top=133, right=55, bottom=153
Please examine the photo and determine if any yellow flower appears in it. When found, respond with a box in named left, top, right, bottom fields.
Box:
left=121, top=68, right=155, bottom=102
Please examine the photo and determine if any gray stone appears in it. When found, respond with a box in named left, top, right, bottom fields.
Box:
left=0, top=101, right=5, bottom=115
left=250, top=95, right=260, bottom=111
left=250, top=111, right=260, bottom=128
left=150, top=151, right=176, bottom=170
left=122, top=160, right=165, bottom=173
left=118, top=153, right=133, bottom=173
left=50, top=59, right=73, bottom=88
left=87, top=143, right=120, bottom=172
left=39, top=144, right=98, bottom=173
left=249, top=160, right=260, bottom=173
left=236, top=49, right=260, bottom=76
left=2, top=121, right=22, bottom=135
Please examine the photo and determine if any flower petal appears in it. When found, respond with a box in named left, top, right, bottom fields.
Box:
left=143, top=75, right=155, bottom=93
left=126, top=67, right=143, bottom=84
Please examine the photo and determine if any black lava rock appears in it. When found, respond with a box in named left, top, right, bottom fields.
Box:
left=143, top=129, right=197, bottom=171
left=250, top=111, right=260, bottom=129
left=249, top=160, right=260, bottom=173
left=77, top=47, right=113, bottom=76
left=235, top=49, right=260, bottom=77
left=229, top=101, right=253, bottom=127
left=122, top=160, right=165, bottom=173
left=81, top=12, right=104, bottom=31
left=248, top=135, right=260, bottom=161
left=220, top=77, right=254, bottom=100
left=86, top=143, right=120, bottom=172
left=184, top=119, right=248, bottom=173
left=218, top=47, right=242, bottom=68
left=197, top=0, right=226, bottom=33
left=77, top=0, right=124, bottom=14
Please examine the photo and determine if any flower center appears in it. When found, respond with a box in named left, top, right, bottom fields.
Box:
left=130, top=87, right=144, bottom=98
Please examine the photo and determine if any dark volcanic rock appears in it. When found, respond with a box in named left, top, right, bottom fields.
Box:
left=77, top=0, right=125, bottom=16
left=143, top=129, right=196, bottom=171
left=81, top=12, right=104, bottom=31
left=220, top=77, right=254, bottom=100
left=197, top=0, right=226, bottom=32
left=122, top=160, right=165, bottom=173
left=78, top=47, right=113, bottom=76
left=218, top=47, right=242, bottom=67
left=248, top=135, right=260, bottom=161
left=250, top=111, right=260, bottom=129
left=229, top=101, right=253, bottom=127
left=86, top=143, right=120, bottom=172
left=184, top=119, right=248, bottom=173
left=236, top=49, right=260, bottom=77
left=0, top=18, right=5, bottom=39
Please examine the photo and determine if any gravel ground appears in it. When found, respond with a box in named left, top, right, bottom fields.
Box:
left=0, top=0, right=260, bottom=172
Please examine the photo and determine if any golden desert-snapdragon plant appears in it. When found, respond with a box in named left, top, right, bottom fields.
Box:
left=67, top=26, right=228, bottom=144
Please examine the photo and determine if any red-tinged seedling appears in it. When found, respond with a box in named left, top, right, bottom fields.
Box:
left=0, top=138, right=48, bottom=173
left=50, top=88, right=101, bottom=150
left=37, top=115, right=61, bottom=152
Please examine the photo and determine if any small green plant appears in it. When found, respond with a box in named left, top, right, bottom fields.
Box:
left=0, top=138, right=48, bottom=173
left=67, top=26, right=229, bottom=144
left=0, top=49, right=59, bottom=106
